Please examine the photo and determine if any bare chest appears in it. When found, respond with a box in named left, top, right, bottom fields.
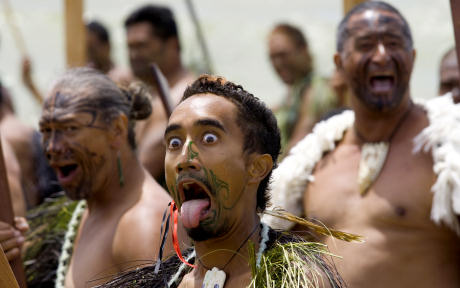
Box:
left=305, top=139, right=436, bottom=231
left=64, top=218, right=119, bottom=287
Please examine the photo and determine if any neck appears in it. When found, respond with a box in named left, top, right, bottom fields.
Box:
left=97, top=58, right=113, bottom=74
left=193, top=214, right=261, bottom=280
left=352, top=93, right=413, bottom=143
left=86, top=148, right=144, bottom=212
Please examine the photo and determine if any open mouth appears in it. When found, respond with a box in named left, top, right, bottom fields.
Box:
left=55, top=163, right=79, bottom=185
left=178, top=179, right=212, bottom=229
left=180, top=181, right=211, bottom=202
left=369, top=75, right=395, bottom=94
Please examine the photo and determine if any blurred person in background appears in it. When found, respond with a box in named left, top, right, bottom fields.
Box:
left=124, top=4, right=195, bottom=182
left=86, top=20, right=133, bottom=85
left=268, top=23, right=339, bottom=153
left=438, top=46, right=460, bottom=103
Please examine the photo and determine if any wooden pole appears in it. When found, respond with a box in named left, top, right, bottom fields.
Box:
left=343, top=0, right=368, bottom=14
left=2, top=0, right=27, bottom=56
left=185, top=0, right=214, bottom=74
left=0, top=138, right=26, bottom=287
left=0, top=247, right=19, bottom=288
left=64, top=0, right=86, bottom=67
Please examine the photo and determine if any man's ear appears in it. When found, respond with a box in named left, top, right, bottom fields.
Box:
left=248, top=154, right=273, bottom=184
left=109, top=114, right=128, bottom=149
left=334, top=52, right=343, bottom=70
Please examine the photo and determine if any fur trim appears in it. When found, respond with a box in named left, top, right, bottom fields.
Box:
left=266, top=95, right=460, bottom=235
left=413, top=94, right=460, bottom=235
left=264, top=110, right=354, bottom=229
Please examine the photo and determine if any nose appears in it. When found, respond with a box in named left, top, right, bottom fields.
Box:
left=372, top=42, right=390, bottom=66
left=175, top=141, right=201, bottom=173
left=44, top=131, right=64, bottom=161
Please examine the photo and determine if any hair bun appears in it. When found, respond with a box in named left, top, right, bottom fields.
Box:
left=122, top=82, right=152, bottom=120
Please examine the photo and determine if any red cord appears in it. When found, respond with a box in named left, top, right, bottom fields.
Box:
left=171, top=200, right=196, bottom=268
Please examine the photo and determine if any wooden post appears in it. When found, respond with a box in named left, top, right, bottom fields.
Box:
left=64, top=0, right=86, bottom=67
left=0, top=247, right=19, bottom=288
left=343, top=0, right=368, bottom=14
left=0, top=138, right=26, bottom=287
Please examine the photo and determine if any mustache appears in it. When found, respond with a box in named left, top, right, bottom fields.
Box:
left=176, top=172, right=214, bottom=196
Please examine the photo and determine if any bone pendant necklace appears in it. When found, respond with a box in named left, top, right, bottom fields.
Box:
left=358, top=142, right=389, bottom=195
left=202, top=267, right=226, bottom=288
left=200, top=224, right=258, bottom=288
left=356, top=102, right=413, bottom=195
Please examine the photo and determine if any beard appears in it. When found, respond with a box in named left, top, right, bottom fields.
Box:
left=185, top=217, right=229, bottom=242
left=130, top=60, right=151, bottom=80
left=353, top=80, right=407, bottom=112
left=351, top=59, right=410, bottom=112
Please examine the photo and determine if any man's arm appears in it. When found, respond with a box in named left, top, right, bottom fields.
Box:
left=21, top=57, right=43, bottom=104
left=286, top=86, right=315, bottom=152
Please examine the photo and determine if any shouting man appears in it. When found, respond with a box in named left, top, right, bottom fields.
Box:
left=101, top=75, right=346, bottom=288
left=3, top=68, right=178, bottom=287
left=266, top=2, right=460, bottom=288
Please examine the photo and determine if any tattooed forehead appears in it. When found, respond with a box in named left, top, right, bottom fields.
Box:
left=347, top=10, right=406, bottom=36
left=42, top=91, right=100, bottom=123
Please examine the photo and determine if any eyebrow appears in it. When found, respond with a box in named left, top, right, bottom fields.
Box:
left=164, top=118, right=227, bottom=137
left=164, top=124, right=182, bottom=136
left=195, top=119, right=226, bottom=132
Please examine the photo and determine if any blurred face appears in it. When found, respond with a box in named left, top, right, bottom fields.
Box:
left=164, top=94, right=255, bottom=241
left=337, top=9, right=415, bottom=112
left=439, top=51, right=460, bottom=102
left=126, top=22, right=166, bottom=79
left=86, top=29, right=110, bottom=70
left=39, top=90, right=113, bottom=200
left=268, top=31, right=311, bottom=85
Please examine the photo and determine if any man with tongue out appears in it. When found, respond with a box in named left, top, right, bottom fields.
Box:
left=164, top=75, right=344, bottom=288
left=100, top=75, right=344, bottom=288
left=266, top=2, right=460, bottom=288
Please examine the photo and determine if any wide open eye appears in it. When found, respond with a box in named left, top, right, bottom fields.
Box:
left=203, top=133, right=218, bottom=144
left=168, top=137, right=182, bottom=149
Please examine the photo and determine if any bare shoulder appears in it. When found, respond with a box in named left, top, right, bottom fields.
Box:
left=112, top=174, right=172, bottom=264
left=408, top=103, right=430, bottom=134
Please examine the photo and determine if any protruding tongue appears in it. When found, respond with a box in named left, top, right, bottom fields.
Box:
left=371, top=77, right=394, bottom=93
left=180, top=199, right=210, bottom=229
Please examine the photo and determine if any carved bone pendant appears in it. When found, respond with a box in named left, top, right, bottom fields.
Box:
left=358, top=142, right=389, bottom=195
left=202, top=267, right=226, bottom=288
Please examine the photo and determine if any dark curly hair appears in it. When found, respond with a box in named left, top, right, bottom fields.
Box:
left=182, top=75, right=281, bottom=212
